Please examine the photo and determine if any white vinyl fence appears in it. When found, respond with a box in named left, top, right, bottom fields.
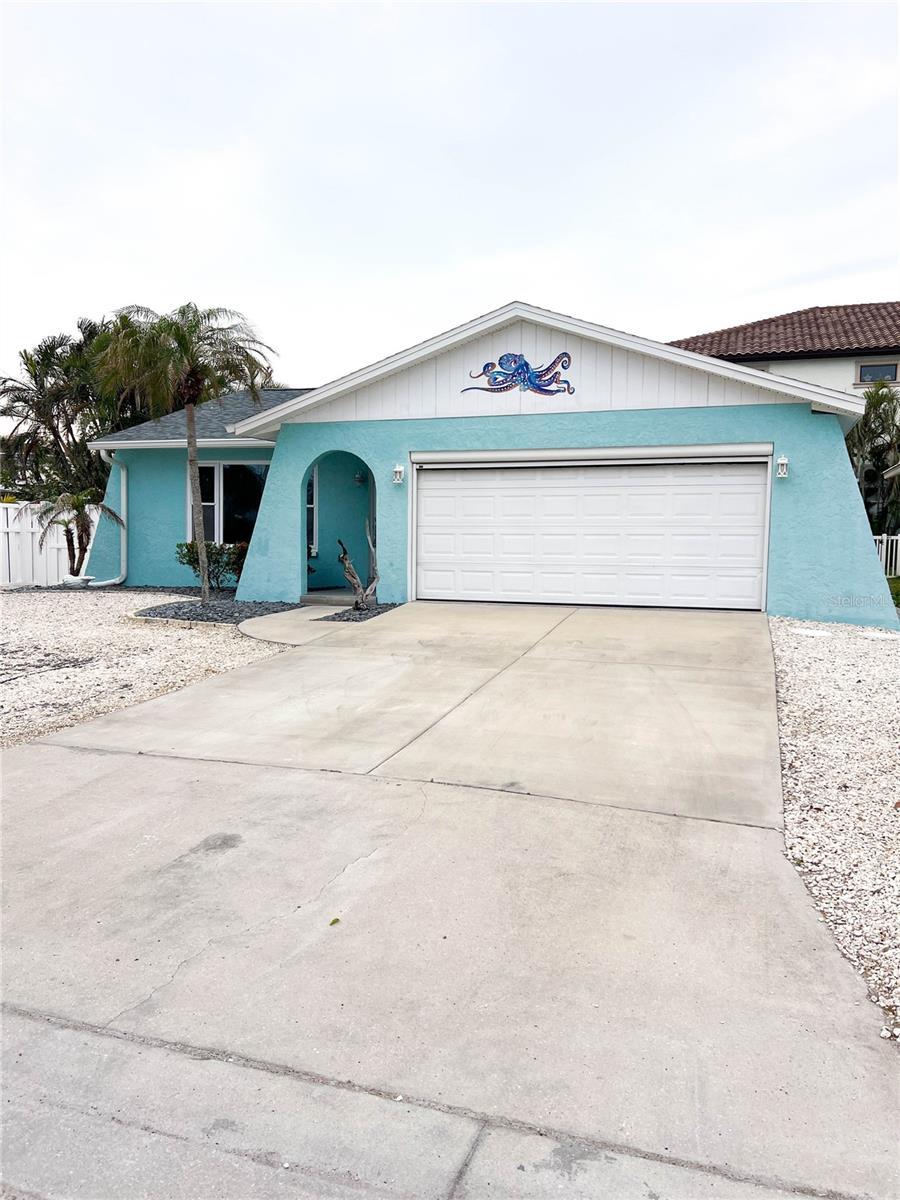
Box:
left=874, top=534, right=900, bottom=578
left=1, top=502, right=98, bottom=587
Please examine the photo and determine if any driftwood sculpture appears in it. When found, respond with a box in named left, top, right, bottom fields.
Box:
left=337, top=519, right=379, bottom=611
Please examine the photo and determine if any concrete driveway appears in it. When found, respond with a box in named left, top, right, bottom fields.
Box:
left=2, top=603, right=897, bottom=1200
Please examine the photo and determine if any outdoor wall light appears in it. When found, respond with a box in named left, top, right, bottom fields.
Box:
left=392, top=464, right=405, bottom=485
left=353, top=471, right=367, bottom=486
left=776, top=455, right=789, bottom=479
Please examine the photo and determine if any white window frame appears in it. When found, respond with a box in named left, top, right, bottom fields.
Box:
left=306, top=464, right=319, bottom=557
left=185, top=460, right=270, bottom=543
left=854, top=359, right=899, bottom=387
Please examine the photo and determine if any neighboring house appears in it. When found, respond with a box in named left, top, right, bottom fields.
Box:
left=671, top=303, right=900, bottom=535
left=87, top=301, right=897, bottom=628
left=670, top=301, right=900, bottom=395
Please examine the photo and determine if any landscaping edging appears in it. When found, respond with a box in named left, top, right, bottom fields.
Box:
left=128, top=611, right=235, bottom=630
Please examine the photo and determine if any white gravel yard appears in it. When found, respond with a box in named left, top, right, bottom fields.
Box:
left=0, top=589, right=285, bottom=749
left=770, top=615, right=900, bottom=1040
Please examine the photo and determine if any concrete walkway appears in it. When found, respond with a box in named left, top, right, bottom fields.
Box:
left=2, top=603, right=897, bottom=1199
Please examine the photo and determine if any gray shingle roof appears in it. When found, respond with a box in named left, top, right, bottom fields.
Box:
left=96, top=389, right=312, bottom=444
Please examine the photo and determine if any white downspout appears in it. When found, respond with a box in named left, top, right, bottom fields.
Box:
left=88, top=449, right=128, bottom=587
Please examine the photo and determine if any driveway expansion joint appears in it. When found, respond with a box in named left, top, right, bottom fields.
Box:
left=364, top=606, right=579, bottom=775
left=30, top=740, right=783, bottom=833
left=3, top=1003, right=871, bottom=1200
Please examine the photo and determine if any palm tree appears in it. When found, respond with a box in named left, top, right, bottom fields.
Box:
left=846, top=381, right=900, bottom=535
left=1, top=333, right=98, bottom=496
left=94, top=304, right=274, bottom=602
left=34, top=489, right=124, bottom=578
left=1, top=319, right=141, bottom=498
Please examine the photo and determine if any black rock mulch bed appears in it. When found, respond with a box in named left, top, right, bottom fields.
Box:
left=316, top=603, right=400, bottom=623
left=134, top=597, right=303, bottom=624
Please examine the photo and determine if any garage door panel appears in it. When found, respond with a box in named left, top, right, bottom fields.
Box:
left=497, top=572, right=535, bottom=594
left=419, top=532, right=456, bottom=557
left=416, top=462, right=768, bottom=609
left=495, top=534, right=531, bottom=557
left=670, top=533, right=715, bottom=559
left=716, top=533, right=765, bottom=563
left=459, top=495, right=495, bottom=519
left=580, top=573, right=621, bottom=599
left=624, top=532, right=666, bottom=559
left=720, top=491, right=766, bottom=518
left=418, top=494, right=457, bottom=520
left=582, top=533, right=620, bottom=559
left=540, top=533, right=578, bottom=557
left=625, top=491, right=670, bottom=519
left=582, top=494, right=624, bottom=518
left=672, top=491, right=718, bottom=518
left=459, top=533, right=495, bottom=557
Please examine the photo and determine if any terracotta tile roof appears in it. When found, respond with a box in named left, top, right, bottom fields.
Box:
left=670, top=302, right=900, bottom=360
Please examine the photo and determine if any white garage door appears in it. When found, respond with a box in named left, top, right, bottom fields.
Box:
left=415, top=461, right=768, bottom=609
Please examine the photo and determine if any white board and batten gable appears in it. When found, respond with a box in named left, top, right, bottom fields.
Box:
left=231, top=302, right=864, bottom=436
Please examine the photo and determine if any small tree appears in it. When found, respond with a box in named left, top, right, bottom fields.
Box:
left=175, top=541, right=248, bottom=590
left=337, top=520, right=379, bottom=611
left=95, top=305, right=273, bottom=603
left=846, top=381, right=900, bottom=534
left=34, top=489, right=124, bottom=577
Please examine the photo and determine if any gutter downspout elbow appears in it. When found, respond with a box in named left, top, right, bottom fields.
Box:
left=88, top=449, right=128, bottom=587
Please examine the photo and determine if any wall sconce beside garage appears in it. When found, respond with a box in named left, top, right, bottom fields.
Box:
left=776, top=455, right=789, bottom=478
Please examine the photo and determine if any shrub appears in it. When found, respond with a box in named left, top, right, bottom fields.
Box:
left=175, top=541, right=235, bottom=590
left=227, top=541, right=249, bottom=580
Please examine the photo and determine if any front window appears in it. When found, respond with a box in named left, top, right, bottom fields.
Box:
left=857, top=362, right=898, bottom=385
left=198, top=465, right=216, bottom=539
left=189, top=462, right=269, bottom=543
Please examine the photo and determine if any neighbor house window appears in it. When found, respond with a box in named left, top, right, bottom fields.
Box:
left=306, top=465, right=318, bottom=557
left=857, top=362, right=898, bottom=385
left=187, top=462, right=269, bottom=543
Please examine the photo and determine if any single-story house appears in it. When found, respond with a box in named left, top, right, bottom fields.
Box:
left=87, top=301, right=897, bottom=628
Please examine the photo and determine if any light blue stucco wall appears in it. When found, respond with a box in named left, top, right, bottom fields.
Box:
left=235, top=404, right=897, bottom=628
left=86, top=446, right=274, bottom=587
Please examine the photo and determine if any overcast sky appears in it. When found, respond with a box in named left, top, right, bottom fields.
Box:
left=2, top=1, right=897, bottom=387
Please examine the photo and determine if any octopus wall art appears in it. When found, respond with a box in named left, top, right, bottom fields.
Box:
left=462, top=351, right=575, bottom=397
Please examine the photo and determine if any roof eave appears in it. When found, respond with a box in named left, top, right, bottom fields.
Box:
left=88, top=437, right=276, bottom=451
left=688, top=347, right=900, bottom=363
left=230, top=301, right=865, bottom=436
left=231, top=301, right=530, bottom=435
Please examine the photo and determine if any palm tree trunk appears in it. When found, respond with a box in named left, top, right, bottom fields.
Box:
left=185, top=403, right=210, bottom=604
left=63, top=526, right=77, bottom=576
left=74, top=529, right=89, bottom=575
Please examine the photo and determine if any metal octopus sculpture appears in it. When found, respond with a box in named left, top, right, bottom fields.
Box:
left=462, top=351, right=575, bottom=397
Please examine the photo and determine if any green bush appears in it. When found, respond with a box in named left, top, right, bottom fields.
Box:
left=175, top=541, right=236, bottom=590
left=228, top=541, right=249, bottom=580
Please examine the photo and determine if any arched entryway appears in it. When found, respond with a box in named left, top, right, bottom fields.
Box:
left=302, top=450, right=376, bottom=601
